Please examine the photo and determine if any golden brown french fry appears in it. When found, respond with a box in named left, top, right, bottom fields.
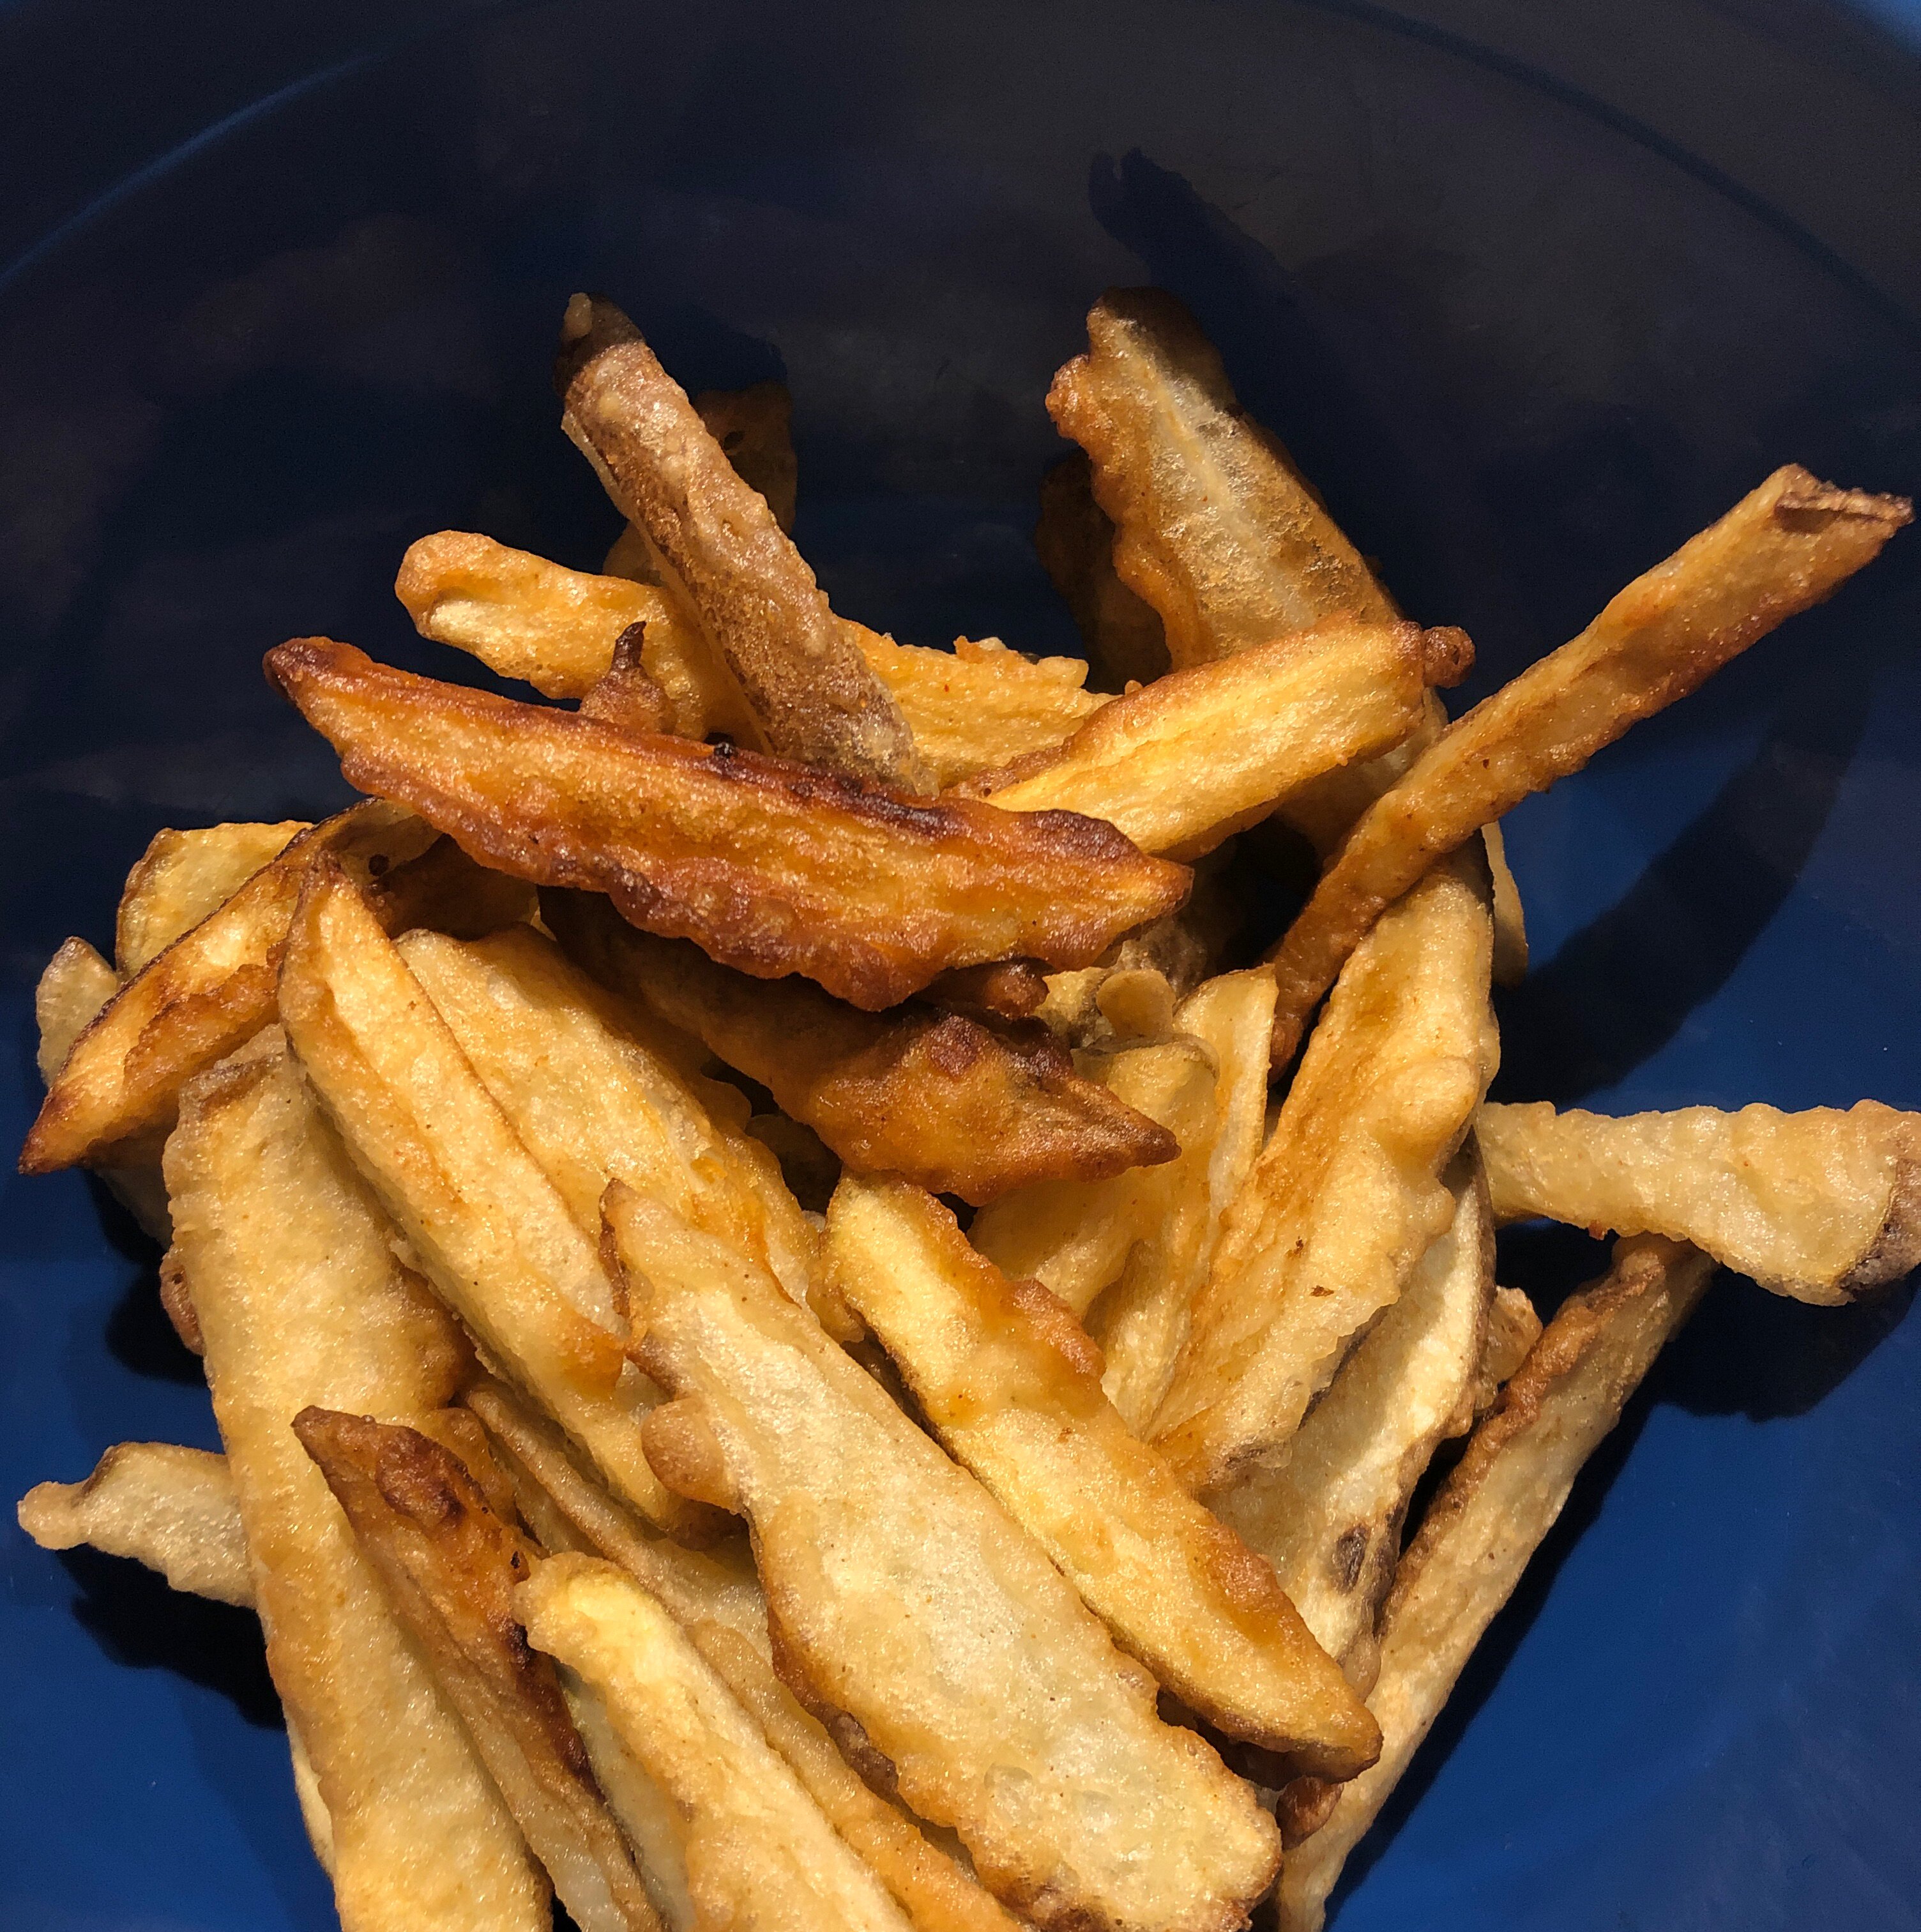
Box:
left=116, top=821, right=310, bottom=975
left=1151, top=851, right=1498, bottom=1497
left=1212, top=1150, right=1492, bottom=1687
left=542, top=895, right=1178, bottom=1205
left=520, top=1554, right=919, bottom=1932
left=606, top=1184, right=1282, bottom=1932
left=19, top=1441, right=253, bottom=1608
left=266, top=639, right=1189, bottom=1012
left=34, top=936, right=118, bottom=1086
left=1480, top=1099, right=1921, bottom=1305
left=297, top=1410, right=664, bottom=1932
left=828, top=1175, right=1380, bottom=1780
left=1267, top=468, right=1913, bottom=1063
left=164, top=1031, right=545, bottom=1931
left=21, top=802, right=529, bottom=1173
left=981, top=620, right=1469, bottom=859
left=1274, top=1237, right=1716, bottom=1932
left=556, top=294, right=928, bottom=790
left=277, top=859, right=717, bottom=1544
left=1034, top=450, right=1169, bottom=689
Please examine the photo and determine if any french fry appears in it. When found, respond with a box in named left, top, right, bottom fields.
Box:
left=1267, top=468, right=1913, bottom=1063
left=1151, top=851, right=1498, bottom=1497
left=266, top=639, right=1190, bottom=1012
left=1212, top=1150, right=1493, bottom=1687
left=297, top=1410, right=664, bottom=1932
left=1274, top=1237, right=1716, bottom=1932
left=1480, top=1099, right=1921, bottom=1305
left=163, top=1031, right=545, bottom=1931
left=828, top=1175, right=1380, bottom=1779
left=21, top=802, right=529, bottom=1173
left=116, top=820, right=310, bottom=975
left=606, top=1183, right=1283, bottom=1932
left=34, top=935, right=118, bottom=1086
left=18, top=1441, right=253, bottom=1608
left=519, top=1554, right=918, bottom=1932
left=397, top=925, right=818, bottom=1315
left=1469, top=1284, right=1544, bottom=1417
left=1034, top=450, right=1169, bottom=690
left=980, top=620, right=1470, bottom=859
left=543, top=895, right=1178, bottom=1204
left=556, top=294, right=929, bottom=790
left=277, top=859, right=718, bottom=1544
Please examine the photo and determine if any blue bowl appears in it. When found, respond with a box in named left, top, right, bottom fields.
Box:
left=3, top=4, right=1918, bottom=1926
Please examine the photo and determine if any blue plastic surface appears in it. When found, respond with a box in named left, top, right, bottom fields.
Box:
left=1, top=3, right=1917, bottom=1926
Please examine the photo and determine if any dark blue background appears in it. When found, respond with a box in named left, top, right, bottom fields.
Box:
left=2, top=3, right=1917, bottom=1926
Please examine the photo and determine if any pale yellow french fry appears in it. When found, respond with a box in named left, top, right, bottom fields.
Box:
left=116, top=821, right=310, bottom=975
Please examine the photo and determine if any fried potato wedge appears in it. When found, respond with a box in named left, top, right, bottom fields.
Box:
left=266, top=639, right=1189, bottom=1011
left=543, top=895, right=1178, bottom=1204
left=607, top=1184, right=1282, bottom=1932
left=1267, top=468, right=1913, bottom=1062
left=277, top=860, right=717, bottom=1544
left=1275, top=1237, right=1715, bottom=1932
left=982, top=620, right=1469, bottom=860
left=34, top=935, right=119, bottom=1085
left=116, top=820, right=310, bottom=975
left=398, top=925, right=817, bottom=1312
left=164, top=1032, right=545, bottom=1932
left=1213, top=1150, right=1493, bottom=1687
left=1152, top=851, right=1498, bottom=1496
left=556, top=293, right=927, bottom=789
left=1048, top=288, right=1397, bottom=668
left=520, top=1553, right=918, bottom=1932
left=1034, top=450, right=1169, bottom=690
left=19, top=1441, right=253, bottom=1608
left=828, top=1175, right=1379, bottom=1780
left=22, top=800, right=529, bottom=1173
left=298, top=1410, right=664, bottom=1932
left=1481, top=1099, right=1921, bottom=1305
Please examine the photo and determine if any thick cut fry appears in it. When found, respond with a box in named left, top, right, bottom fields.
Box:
left=298, top=1411, right=663, bottom=1932
left=828, top=1176, right=1379, bottom=1779
left=543, top=897, right=1178, bottom=1204
left=34, top=935, right=118, bottom=1085
left=1275, top=1237, right=1715, bottom=1932
left=116, top=821, right=310, bottom=975
left=398, top=926, right=817, bottom=1312
left=1049, top=288, right=1397, bottom=669
left=692, top=379, right=798, bottom=530
left=1481, top=1099, right=1921, bottom=1305
left=163, top=1034, right=545, bottom=1932
left=608, top=1184, right=1280, bottom=1932
left=556, top=294, right=927, bottom=790
left=277, top=860, right=716, bottom=1544
left=982, top=620, right=1469, bottom=860
left=1034, top=450, right=1169, bottom=689
left=19, top=1441, right=253, bottom=1608
left=1267, top=468, right=1912, bottom=1062
left=21, top=801, right=529, bottom=1173
left=1152, top=853, right=1498, bottom=1496
left=1213, top=1151, right=1493, bottom=1687
left=267, top=639, right=1188, bottom=1012
left=521, top=1555, right=918, bottom=1932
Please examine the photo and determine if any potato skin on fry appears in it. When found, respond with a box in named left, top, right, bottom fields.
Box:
left=1267, top=467, right=1913, bottom=1063
left=266, top=639, right=1188, bottom=1012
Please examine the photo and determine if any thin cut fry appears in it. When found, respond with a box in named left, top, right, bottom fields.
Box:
left=267, top=639, right=1189, bottom=1012
left=297, top=1410, right=663, bottom=1932
left=828, top=1175, right=1380, bottom=1779
left=1034, top=450, right=1169, bottom=690
left=519, top=1553, right=918, bottom=1932
left=277, top=859, right=717, bottom=1544
left=116, top=821, right=310, bottom=975
left=982, top=620, right=1469, bottom=859
left=1268, top=468, right=1913, bottom=1062
left=607, top=1184, right=1282, bottom=1932
left=164, top=1032, right=545, bottom=1932
left=543, top=895, right=1178, bottom=1205
left=1275, top=1237, right=1716, bottom=1932
left=556, top=293, right=927, bottom=790
left=1213, top=1150, right=1493, bottom=1687
left=1152, top=851, right=1498, bottom=1497
left=1481, top=1099, right=1921, bottom=1305
left=19, top=1441, right=253, bottom=1608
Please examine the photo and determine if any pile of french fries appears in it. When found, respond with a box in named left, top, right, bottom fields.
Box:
left=17, top=284, right=1916, bottom=1932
